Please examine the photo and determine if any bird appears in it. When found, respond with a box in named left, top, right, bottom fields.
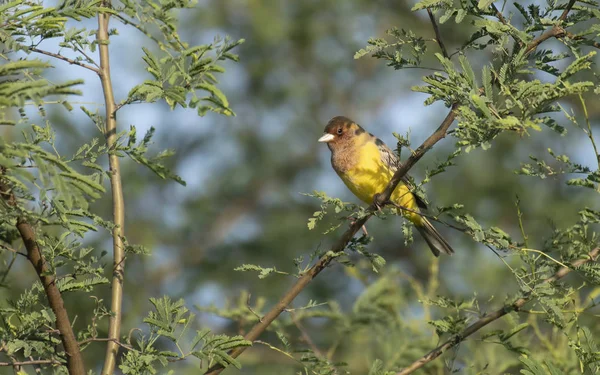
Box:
left=318, top=115, right=454, bottom=257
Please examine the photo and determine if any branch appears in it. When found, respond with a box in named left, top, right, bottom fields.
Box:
left=97, top=3, right=126, bottom=375
left=396, top=247, right=600, bottom=375
left=559, top=0, right=576, bottom=21
left=490, top=3, right=508, bottom=25
left=29, top=47, right=100, bottom=74
left=0, top=359, right=62, bottom=366
left=524, top=0, right=577, bottom=54
left=0, top=178, right=86, bottom=374
left=427, top=9, right=449, bottom=59
left=290, top=310, right=324, bottom=358
left=204, top=105, right=459, bottom=375
left=79, top=337, right=133, bottom=351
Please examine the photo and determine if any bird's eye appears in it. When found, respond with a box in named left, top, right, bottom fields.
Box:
left=337, top=128, right=343, bottom=135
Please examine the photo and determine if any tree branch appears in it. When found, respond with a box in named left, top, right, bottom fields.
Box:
left=0, top=178, right=85, bottom=374
left=79, top=337, right=133, bottom=351
left=396, top=247, right=600, bottom=375
left=29, top=47, right=100, bottom=74
left=0, top=359, right=62, bottom=366
left=490, top=3, right=508, bottom=25
left=524, top=0, right=577, bottom=54
left=427, top=9, right=449, bottom=59
left=290, top=310, right=324, bottom=358
left=96, top=3, right=127, bottom=375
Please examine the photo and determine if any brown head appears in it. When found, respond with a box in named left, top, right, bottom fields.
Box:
left=318, top=116, right=365, bottom=150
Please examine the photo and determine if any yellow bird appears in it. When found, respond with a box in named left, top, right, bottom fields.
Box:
left=318, top=116, right=454, bottom=257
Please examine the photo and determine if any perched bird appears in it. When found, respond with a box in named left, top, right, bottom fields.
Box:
left=318, top=116, right=454, bottom=257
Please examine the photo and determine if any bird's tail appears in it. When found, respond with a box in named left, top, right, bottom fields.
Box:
left=415, top=218, right=454, bottom=257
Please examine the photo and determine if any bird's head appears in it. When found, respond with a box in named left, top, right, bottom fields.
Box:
left=318, top=116, right=364, bottom=149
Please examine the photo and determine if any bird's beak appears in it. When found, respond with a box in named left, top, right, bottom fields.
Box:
left=318, top=133, right=335, bottom=143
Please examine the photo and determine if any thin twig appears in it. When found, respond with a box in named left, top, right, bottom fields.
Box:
left=565, top=31, right=600, bottom=49
left=395, top=247, right=600, bottom=375
left=0, top=243, right=26, bottom=256
left=79, top=337, right=134, bottom=351
left=72, top=45, right=100, bottom=69
left=427, top=9, right=449, bottom=59
left=246, top=293, right=263, bottom=322
left=578, top=94, right=600, bottom=170
left=385, top=201, right=466, bottom=232
left=289, top=310, right=324, bottom=358
left=97, top=3, right=127, bottom=374
left=0, top=359, right=62, bottom=366
left=29, top=47, right=100, bottom=74
left=559, top=0, right=576, bottom=21
left=490, top=3, right=508, bottom=25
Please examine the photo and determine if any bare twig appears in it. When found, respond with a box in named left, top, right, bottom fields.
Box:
left=97, top=3, right=127, bottom=375
left=0, top=359, right=62, bottom=366
left=426, top=9, right=449, bottom=59
left=29, top=47, right=100, bottom=74
left=0, top=178, right=85, bottom=374
left=395, top=247, right=600, bottom=375
left=246, top=294, right=263, bottom=322
left=490, top=3, right=508, bottom=25
left=0, top=243, right=26, bottom=256
left=290, top=310, right=324, bottom=358
left=79, top=337, right=134, bottom=351
left=578, top=95, right=600, bottom=170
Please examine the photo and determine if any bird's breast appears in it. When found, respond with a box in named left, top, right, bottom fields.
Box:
left=334, top=143, right=393, bottom=204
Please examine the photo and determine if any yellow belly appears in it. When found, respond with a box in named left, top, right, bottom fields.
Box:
left=337, top=142, right=421, bottom=224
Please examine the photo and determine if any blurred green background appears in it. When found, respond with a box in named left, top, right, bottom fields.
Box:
left=2, top=0, right=600, bottom=373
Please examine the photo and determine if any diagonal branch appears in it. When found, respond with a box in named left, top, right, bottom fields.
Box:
left=427, top=9, right=449, bottom=59
left=29, top=47, right=100, bottom=74
left=490, top=3, right=508, bottom=25
left=0, top=177, right=85, bottom=374
left=97, top=3, right=126, bottom=375
left=396, top=247, right=600, bottom=375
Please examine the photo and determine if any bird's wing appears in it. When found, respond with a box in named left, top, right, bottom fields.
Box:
left=376, top=139, right=428, bottom=209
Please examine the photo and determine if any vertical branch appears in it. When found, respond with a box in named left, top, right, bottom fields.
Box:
left=0, top=180, right=86, bottom=374
left=97, top=4, right=126, bottom=375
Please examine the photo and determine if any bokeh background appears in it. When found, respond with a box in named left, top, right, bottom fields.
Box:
left=2, top=0, right=600, bottom=373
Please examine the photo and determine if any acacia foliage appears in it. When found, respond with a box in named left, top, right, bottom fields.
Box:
left=0, top=0, right=599, bottom=374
